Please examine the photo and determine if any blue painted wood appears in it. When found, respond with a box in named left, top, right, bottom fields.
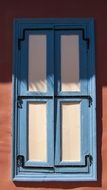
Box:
left=87, top=19, right=97, bottom=181
left=55, top=30, right=88, bottom=96
left=20, top=30, right=54, bottom=96
left=12, top=19, right=19, bottom=179
left=55, top=98, right=89, bottom=167
left=12, top=18, right=96, bottom=181
left=13, top=165, right=97, bottom=181
left=19, top=98, right=54, bottom=167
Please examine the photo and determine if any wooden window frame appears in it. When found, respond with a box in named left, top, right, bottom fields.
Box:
left=12, top=18, right=96, bottom=181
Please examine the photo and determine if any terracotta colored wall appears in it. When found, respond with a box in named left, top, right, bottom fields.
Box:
left=0, top=0, right=107, bottom=189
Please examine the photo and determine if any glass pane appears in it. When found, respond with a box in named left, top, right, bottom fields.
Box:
left=61, top=35, right=80, bottom=91
left=28, top=102, right=47, bottom=161
left=61, top=102, right=80, bottom=161
left=28, top=35, right=47, bottom=91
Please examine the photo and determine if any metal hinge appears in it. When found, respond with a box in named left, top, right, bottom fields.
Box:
left=16, top=154, right=93, bottom=169
left=17, top=97, right=23, bottom=108
left=55, top=95, right=93, bottom=107
left=17, top=155, right=24, bottom=167
left=87, top=96, right=93, bottom=107
left=86, top=154, right=93, bottom=166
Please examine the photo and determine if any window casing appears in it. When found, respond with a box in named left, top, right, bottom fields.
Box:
left=12, top=18, right=96, bottom=181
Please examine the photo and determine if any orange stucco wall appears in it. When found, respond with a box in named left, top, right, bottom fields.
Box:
left=0, top=0, right=107, bottom=189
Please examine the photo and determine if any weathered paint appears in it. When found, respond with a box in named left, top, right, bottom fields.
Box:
left=0, top=0, right=107, bottom=189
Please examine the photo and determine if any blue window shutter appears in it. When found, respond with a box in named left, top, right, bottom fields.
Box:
left=12, top=18, right=96, bottom=181
left=54, top=30, right=88, bottom=96
left=19, top=30, right=54, bottom=96
left=17, top=29, right=54, bottom=169
left=55, top=98, right=90, bottom=170
left=19, top=99, right=54, bottom=169
left=54, top=29, right=91, bottom=172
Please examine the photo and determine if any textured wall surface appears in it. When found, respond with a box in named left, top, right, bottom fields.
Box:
left=0, top=0, right=107, bottom=189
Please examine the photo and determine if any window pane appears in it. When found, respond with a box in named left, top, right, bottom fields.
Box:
left=28, top=102, right=47, bottom=161
left=61, top=35, right=80, bottom=91
left=61, top=102, right=80, bottom=161
left=28, top=35, right=47, bottom=91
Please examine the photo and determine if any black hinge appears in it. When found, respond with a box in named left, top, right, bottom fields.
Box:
left=87, top=96, right=93, bottom=107
left=17, top=97, right=23, bottom=108
left=18, top=27, right=90, bottom=50
left=86, top=154, right=93, bottom=166
left=54, top=95, right=93, bottom=107
left=17, top=155, right=24, bottom=167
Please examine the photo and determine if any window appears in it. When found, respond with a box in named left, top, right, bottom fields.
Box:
left=12, top=18, right=96, bottom=181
